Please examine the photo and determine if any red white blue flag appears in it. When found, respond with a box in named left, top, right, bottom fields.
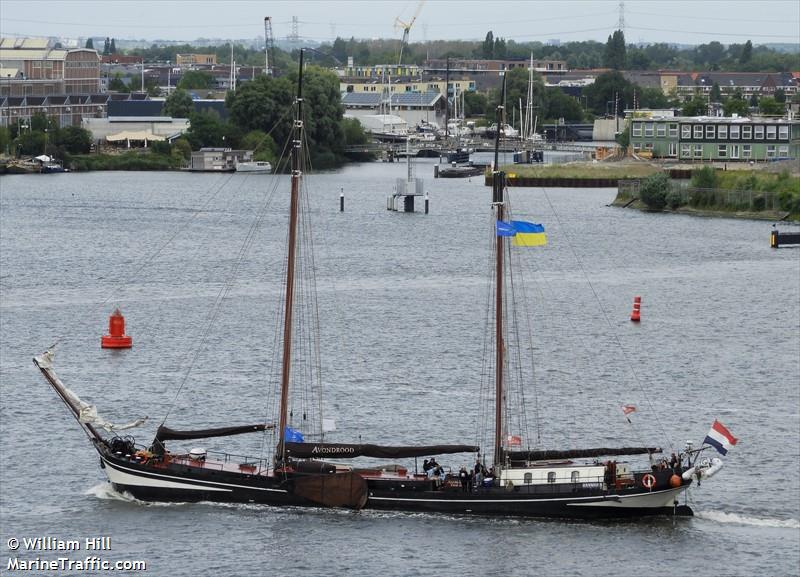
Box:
left=703, top=420, right=738, bottom=456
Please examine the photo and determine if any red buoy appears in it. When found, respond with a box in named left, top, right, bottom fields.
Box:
left=101, top=308, right=133, bottom=348
left=630, top=296, right=641, bottom=322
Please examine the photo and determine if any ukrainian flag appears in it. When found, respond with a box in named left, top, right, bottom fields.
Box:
left=511, top=221, right=547, bottom=246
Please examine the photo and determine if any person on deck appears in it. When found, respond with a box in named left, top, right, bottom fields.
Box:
left=458, top=466, right=469, bottom=492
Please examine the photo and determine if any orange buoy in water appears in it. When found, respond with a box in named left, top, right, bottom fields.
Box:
left=101, top=308, right=133, bottom=348
left=630, top=296, right=641, bottom=322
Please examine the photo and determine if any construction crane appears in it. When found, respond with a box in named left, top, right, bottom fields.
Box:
left=394, top=0, right=425, bottom=66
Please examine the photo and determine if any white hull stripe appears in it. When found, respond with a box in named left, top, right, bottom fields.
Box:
left=368, top=486, right=685, bottom=505
left=103, top=458, right=288, bottom=494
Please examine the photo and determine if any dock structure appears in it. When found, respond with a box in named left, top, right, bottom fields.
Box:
left=388, top=177, right=425, bottom=212
left=771, top=229, right=800, bottom=248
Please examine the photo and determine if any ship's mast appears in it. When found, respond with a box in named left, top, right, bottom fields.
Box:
left=277, top=49, right=305, bottom=464
left=492, top=76, right=507, bottom=468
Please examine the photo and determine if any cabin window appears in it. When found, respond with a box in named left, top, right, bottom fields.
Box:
left=718, top=145, right=727, bottom=158
left=730, top=125, right=740, bottom=139
left=766, top=125, right=777, bottom=140
left=547, top=472, right=556, bottom=483
left=705, top=125, right=715, bottom=139
left=681, top=125, right=691, bottom=138
left=571, top=471, right=580, bottom=483
left=742, top=125, right=752, bottom=139
left=778, top=126, right=789, bottom=140
left=717, top=125, right=728, bottom=139
left=645, top=142, right=653, bottom=151
left=524, top=472, right=533, bottom=484
left=644, top=123, right=654, bottom=137
left=656, top=124, right=666, bottom=137
left=693, top=125, right=703, bottom=139
left=754, top=125, right=764, bottom=139
left=632, top=122, right=642, bottom=137
left=669, top=124, right=678, bottom=137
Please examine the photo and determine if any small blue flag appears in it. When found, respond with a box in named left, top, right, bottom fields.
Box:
left=284, top=427, right=305, bottom=442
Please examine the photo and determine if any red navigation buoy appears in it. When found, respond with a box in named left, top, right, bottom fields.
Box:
left=101, top=308, right=133, bottom=348
left=630, top=296, right=641, bottom=322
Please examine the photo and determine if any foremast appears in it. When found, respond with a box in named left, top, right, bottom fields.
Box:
left=492, top=77, right=507, bottom=469
left=277, top=49, right=305, bottom=465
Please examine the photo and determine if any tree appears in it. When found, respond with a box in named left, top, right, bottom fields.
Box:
left=177, top=70, right=215, bottom=90
left=774, top=89, right=786, bottom=103
left=759, top=96, right=785, bottom=116
left=163, top=89, right=194, bottom=118
left=603, top=30, right=626, bottom=70
left=226, top=74, right=295, bottom=147
left=710, top=82, right=721, bottom=102
left=103, top=37, right=110, bottom=55
left=494, top=37, right=507, bottom=59
left=463, top=91, right=488, bottom=117
left=240, top=129, right=277, bottom=162
left=723, top=98, right=749, bottom=117
left=749, top=93, right=759, bottom=107
left=682, top=97, right=708, bottom=116
left=482, top=31, right=494, bottom=59
left=108, top=73, right=128, bottom=92
left=582, top=71, right=632, bottom=116
left=186, top=110, right=228, bottom=149
left=544, top=89, right=583, bottom=122
left=85, top=38, right=94, bottom=49
left=55, top=126, right=92, bottom=154
left=110, top=38, right=117, bottom=54
left=639, top=173, right=670, bottom=210
left=740, top=40, right=752, bottom=64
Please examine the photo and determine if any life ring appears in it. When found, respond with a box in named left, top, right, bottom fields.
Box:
left=641, top=474, right=656, bottom=489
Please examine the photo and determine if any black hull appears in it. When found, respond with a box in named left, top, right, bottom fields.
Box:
left=101, top=453, right=692, bottom=519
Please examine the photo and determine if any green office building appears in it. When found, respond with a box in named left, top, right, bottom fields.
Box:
left=630, top=116, right=800, bottom=162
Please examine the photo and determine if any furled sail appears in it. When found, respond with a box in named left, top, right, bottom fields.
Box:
left=503, top=447, right=662, bottom=461
left=154, top=423, right=274, bottom=442
left=33, top=350, right=147, bottom=433
left=284, top=442, right=478, bottom=459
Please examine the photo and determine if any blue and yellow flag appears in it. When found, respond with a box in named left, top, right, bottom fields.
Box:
left=511, top=221, right=547, bottom=246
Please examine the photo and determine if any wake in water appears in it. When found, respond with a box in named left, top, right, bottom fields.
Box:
left=696, top=510, right=800, bottom=529
left=85, top=483, right=187, bottom=507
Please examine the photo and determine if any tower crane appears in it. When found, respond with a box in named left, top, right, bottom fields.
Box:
left=394, top=0, right=425, bottom=66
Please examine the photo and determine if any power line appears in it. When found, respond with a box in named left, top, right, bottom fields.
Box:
left=626, top=9, right=797, bottom=25
left=627, top=25, right=799, bottom=39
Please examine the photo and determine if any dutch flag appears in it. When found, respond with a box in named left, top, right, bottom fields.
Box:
left=703, top=420, right=738, bottom=456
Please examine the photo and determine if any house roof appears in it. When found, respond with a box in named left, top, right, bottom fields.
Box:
left=341, top=90, right=443, bottom=108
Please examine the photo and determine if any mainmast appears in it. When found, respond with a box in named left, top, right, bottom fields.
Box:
left=492, top=76, right=507, bottom=468
left=277, top=49, right=305, bottom=463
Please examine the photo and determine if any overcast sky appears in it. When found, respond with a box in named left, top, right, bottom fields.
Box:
left=1, top=0, right=799, bottom=46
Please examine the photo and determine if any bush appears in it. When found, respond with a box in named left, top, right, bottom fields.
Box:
left=691, top=166, right=718, bottom=189
left=666, top=189, right=683, bottom=209
left=639, top=172, right=670, bottom=210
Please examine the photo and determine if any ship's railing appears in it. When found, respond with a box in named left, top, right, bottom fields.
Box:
left=166, top=449, right=272, bottom=474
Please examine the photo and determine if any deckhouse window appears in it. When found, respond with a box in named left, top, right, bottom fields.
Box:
left=644, top=123, right=654, bottom=137
left=742, top=125, right=752, bottom=139
left=547, top=472, right=556, bottom=483
left=632, top=122, right=642, bottom=137
left=717, top=125, right=728, bottom=139
left=669, top=124, right=678, bottom=137
left=656, top=124, right=666, bottom=137
left=754, top=125, right=764, bottom=140
left=571, top=471, right=580, bottom=483
left=524, top=472, right=533, bottom=484
left=730, top=125, right=740, bottom=139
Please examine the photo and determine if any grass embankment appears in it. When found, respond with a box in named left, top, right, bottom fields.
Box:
left=66, top=151, right=184, bottom=172
left=502, top=163, right=662, bottom=180
left=615, top=167, right=800, bottom=220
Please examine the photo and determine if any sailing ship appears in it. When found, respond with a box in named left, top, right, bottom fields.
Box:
left=35, top=52, right=725, bottom=518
